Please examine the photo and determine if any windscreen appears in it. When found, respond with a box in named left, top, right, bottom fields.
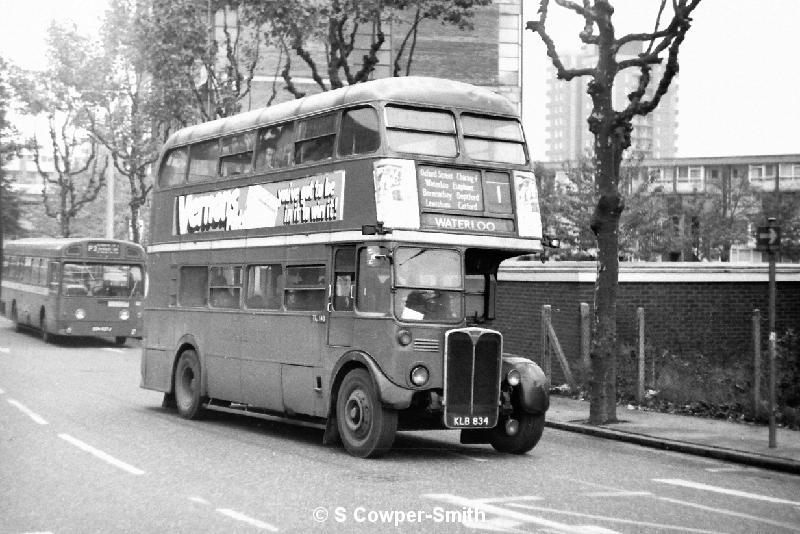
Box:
left=62, top=263, right=143, bottom=298
left=393, top=247, right=461, bottom=323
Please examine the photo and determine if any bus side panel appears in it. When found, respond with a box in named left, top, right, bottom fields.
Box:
left=241, top=359, right=283, bottom=410
left=142, top=348, right=172, bottom=392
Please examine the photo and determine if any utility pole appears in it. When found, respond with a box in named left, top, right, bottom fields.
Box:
left=207, top=0, right=213, bottom=120
left=756, top=217, right=781, bottom=448
left=105, top=147, right=114, bottom=239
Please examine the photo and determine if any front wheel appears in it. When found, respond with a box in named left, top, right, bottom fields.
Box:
left=490, top=412, right=545, bottom=454
left=174, top=350, right=205, bottom=420
left=336, top=369, right=397, bottom=458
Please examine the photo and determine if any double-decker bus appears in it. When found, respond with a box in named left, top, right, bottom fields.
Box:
left=1, top=238, right=145, bottom=344
left=141, top=77, right=550, bottom=458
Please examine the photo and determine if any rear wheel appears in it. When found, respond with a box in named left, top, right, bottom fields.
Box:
left=114, top=336, right=127, bottom=346
left=174, top=350, right=205, bottom=419
left=336, top=369, right=397, bottom=458
left=11, top=303, right=21, bottom=332
left=40, top=310, right=51, bottom=343
left=490, top=412, right=545, bottom=454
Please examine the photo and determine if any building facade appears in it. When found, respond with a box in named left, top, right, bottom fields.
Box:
left=236, top=0, right=523, bottom=114
left=544, top=153, right=800, bottom=262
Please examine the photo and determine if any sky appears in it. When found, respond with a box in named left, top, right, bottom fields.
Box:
left=1, top=0, right=798, bottom=160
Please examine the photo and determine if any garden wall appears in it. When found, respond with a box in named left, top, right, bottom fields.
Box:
left=494, top=261, right=800, bottom=385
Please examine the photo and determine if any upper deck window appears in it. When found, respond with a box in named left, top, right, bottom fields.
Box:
left=159, top=147, right=188, bottom=186
left=461, top=114, right=527, bottom=165
left=255, top=123, right=294, bottom=170
left=188, top=140, right=220, bottom=182
left=295, top=113, right=336, bottom=164
left=339, top=107, right=380, bottom=156
left=385, top=106, right=457, bottom=158
left=219, top=133, right=254, bottom=177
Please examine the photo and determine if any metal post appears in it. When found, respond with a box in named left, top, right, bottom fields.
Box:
left=768, top=247, right=777, bottom=448
left=105, top=147, right=114, bottom=239
left=752, top=308, right=761, bottom=418
left=637, top=307, right=645, bottom=403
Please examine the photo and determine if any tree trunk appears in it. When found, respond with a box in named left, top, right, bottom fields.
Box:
left=130, top=202, right=141, bottom=243
left=588, top=137, right=625, bottom=425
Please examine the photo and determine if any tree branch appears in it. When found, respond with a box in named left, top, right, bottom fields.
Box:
left=527, top=0, right=596, bottom=81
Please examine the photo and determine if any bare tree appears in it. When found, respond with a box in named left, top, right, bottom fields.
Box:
left=31, top=110, right=107, bottom=238
left=527, top=0, right=701, bottom=424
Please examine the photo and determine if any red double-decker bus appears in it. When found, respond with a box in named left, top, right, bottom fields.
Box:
left=140, top=77, right=550, bottom=457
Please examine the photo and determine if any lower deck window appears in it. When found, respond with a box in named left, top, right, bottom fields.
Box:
left=285, top=265, right=326, bottom=311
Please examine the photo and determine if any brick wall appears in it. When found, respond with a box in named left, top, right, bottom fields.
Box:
left=494, top=261, right=800, bottom=384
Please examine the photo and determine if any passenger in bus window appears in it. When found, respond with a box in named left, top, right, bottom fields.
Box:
left=209, top=272, right=237, bottom=308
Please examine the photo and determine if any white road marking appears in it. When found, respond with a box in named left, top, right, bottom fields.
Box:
left=654, top=478, right=800, bottom=506
left=189, top=496, right=211, bottom=505
left=7, top=399, right=49, bottom=425
left=58, top=433, right=145, bottom=476
left=425, top=493, right=622, bottom=534
left=476, top=496, right=544, bottom=504
left=658, top=496, right=800, bottom=532
left=463, top=516, right=525, bottom=532
left=215, top=508, right=278, bottom=531
left=448, top=451, right=489, bottom=462
left=509, top=504, right=727, bottom=534
left=103, top=348, right=125, bottom=354
left=583, top=491, right=653, bottom=498
left=0, top=347, right=10, bottom=353
left=705, top=467, right=745, bottom=473
left=0, top=387, right=5, bottom=394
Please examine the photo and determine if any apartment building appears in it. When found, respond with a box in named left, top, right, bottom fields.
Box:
left=543, top=42, right=678, bottom=162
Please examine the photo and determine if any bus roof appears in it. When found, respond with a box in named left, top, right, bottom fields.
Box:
left=161, top=77, right=518, bottom=151
left=4, top=238, right=144, bottom=257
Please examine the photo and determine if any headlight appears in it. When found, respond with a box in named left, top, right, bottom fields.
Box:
left=410, top=365, right=429, bottom=387
left=119, top=309, right=130, bottom=320
left=507, top=369, right=521, bottom=387
left=74, top=308, right=85, bottom=320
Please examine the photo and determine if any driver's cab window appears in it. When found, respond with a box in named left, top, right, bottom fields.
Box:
left=357, top=247, right=391, bottom=314
left=333, top=247, right=356, bottom=311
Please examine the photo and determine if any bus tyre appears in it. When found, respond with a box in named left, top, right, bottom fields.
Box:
left=174, top=350, right=205, bottom=420
left=40, top=311, right=51, bottom=343
left=336, top=369, right=397, bottom=458
left=114, top=337, right=127, bottom=346
left=11, top=304, right=21, bottom=332
left=490, top=412, right=545, bottom=455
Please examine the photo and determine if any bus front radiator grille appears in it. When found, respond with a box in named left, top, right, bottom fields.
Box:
left=443, top=328, right=502, bottom=428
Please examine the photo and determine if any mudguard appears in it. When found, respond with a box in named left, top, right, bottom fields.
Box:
left=502, top=354, right=550, bottom=414
left=330, top=351, right=415, bottom=411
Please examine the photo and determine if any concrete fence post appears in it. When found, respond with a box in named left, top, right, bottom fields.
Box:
left=541, top=305, right=551, bottom=379
left=580, top=302, right=591, bottom=371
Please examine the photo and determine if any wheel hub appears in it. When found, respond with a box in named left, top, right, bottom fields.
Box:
left=344, top=390, right=370, bottom=432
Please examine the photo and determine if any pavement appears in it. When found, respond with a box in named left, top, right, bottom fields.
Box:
left=547, top=395, right=800, bottom=475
